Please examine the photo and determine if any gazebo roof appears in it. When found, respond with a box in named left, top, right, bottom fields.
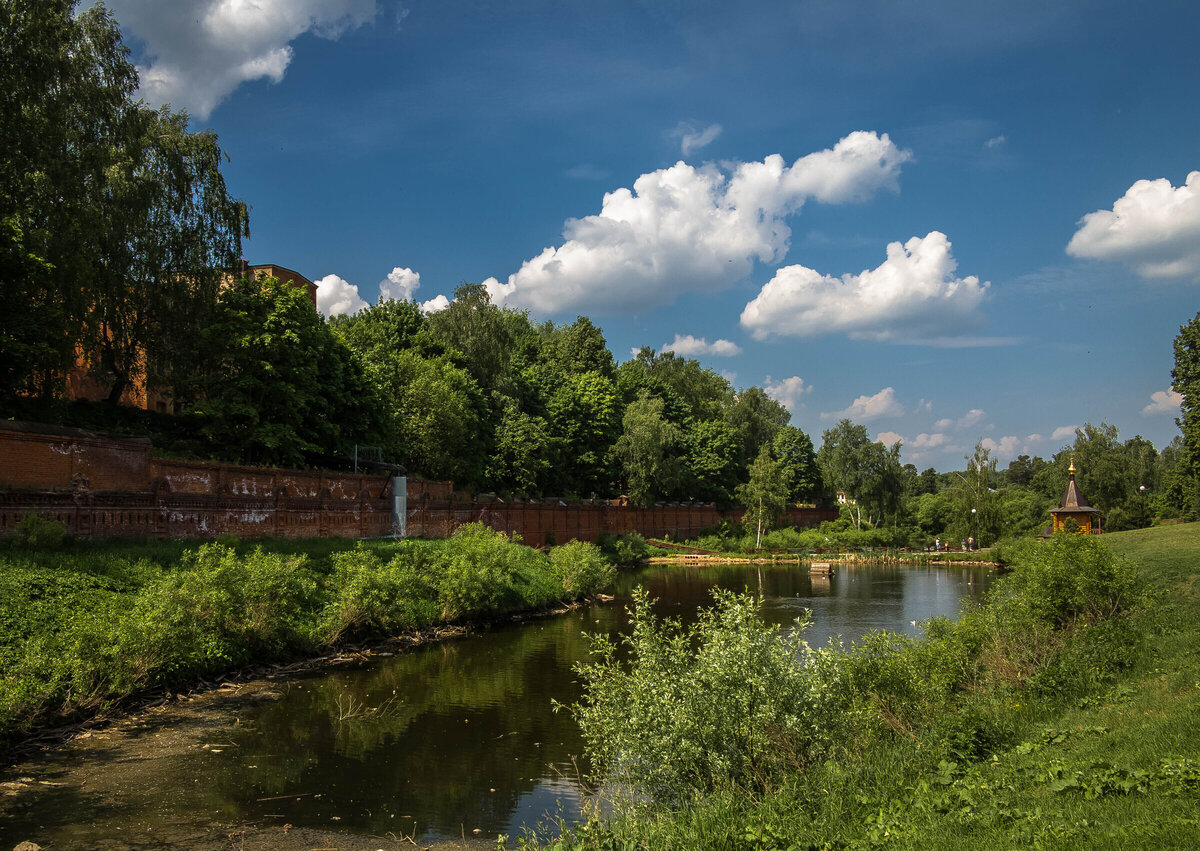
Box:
left=1054, top=459, right=1101, bottom=516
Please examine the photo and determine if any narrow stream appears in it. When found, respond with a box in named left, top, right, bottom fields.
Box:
left=0, top=562, right=992, bottom=848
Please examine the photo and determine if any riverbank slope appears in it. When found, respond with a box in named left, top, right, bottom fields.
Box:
left=526, top=523, right=1199, bottom=850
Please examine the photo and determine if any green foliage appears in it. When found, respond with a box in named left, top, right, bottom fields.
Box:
left=320, top=546, right=440, bottom=642
left=596, top=532, right=655, bottom=565
left=192, top=274, right=383, bottom=466
left=0, top=0, right=140, bottom=403
left=613, top=392, right=683, bottom=507
left=551, top=525, right=1161, bottom=849
left=0, top=531, right=608, bottom=746
left=549, top=540, right=616, bottom=597
left=126, top=544, right=320, bottom=679
left=1172, top=311, right=1200, bottom=506
left=818, top=419, right=904, bottom=529
left=11, top=513, right=66, bottom=550
left=736, top=446, right=789, bottom=547
left=434, top=523, right=553, bottom=619
left=567, top=588, right=843, bottom=807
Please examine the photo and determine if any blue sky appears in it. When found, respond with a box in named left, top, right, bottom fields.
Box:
left=104, top=0, right=1200, bottom=471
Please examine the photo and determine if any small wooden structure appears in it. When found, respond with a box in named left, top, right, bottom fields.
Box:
left=1049, top=457, right=1103, bottom=534
left=809, top=562, right=834, bottom=576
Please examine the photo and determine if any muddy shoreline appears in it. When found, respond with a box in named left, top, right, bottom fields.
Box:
left=3, top=597, right=605, bottom=768
left=2, top=598, right=607, bottom=850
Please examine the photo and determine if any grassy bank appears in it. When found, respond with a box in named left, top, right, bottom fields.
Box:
left=519, top=524, right=1200, bottom=850
left=0, top=523, right=618, bottom=753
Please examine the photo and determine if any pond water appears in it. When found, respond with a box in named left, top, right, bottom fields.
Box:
left=0, top=562, right=992, bottom=849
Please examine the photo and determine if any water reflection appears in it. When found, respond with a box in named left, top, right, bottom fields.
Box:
left=0, top=562, right=992, bottom=846
left=213, top=562, right=991, bottom=840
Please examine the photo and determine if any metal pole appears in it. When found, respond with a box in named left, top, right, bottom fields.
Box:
left=393, top=475, right=407, bottom=538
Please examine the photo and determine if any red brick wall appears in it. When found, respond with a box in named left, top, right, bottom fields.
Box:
left=0, top=423, right=837, bottom=543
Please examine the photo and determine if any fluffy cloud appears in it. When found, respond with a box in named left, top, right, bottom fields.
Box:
left=1067, top=171, right=1200, bottom=279
left=763, top=376, right=811, bottom=412
left=661, top=334, right=743, bottom=357
left=822, top=387, right=903, bottom=422
left=1051, top=425, right=1078, bottom=441
left=740, top=231, right=989, bottom=342
left=1142, top=388, right=1183, bottom=416
left=484, top=132, right=910, bottom=314
left=380, top=266, right=421, bottom=301
left=981, top=435, right=1022, bottom=458
left=672, top=121, right=723, bottom=156
left=910, top=432, right=950, bottom=450
left=107, top=1, right=377, bottom=119
left=315, top=273, right=367, bottom=317
left=421, top=294, right=450, bottom=313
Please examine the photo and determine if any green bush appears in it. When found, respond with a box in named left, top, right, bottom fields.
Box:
left=321, top=545, right=439, bottom=642
left=596, top=532, right=655, bottom=565
left=567, top=587, right=845, bottom=807
left=994, top=534, right=1144, bottom=628
left=433, top=523, right=552, bottom=619
left=549, top=540, right=616, bottom=597
left=11, top=513, right=66, bottom=550
left=120, top=543, right=320, bottom=682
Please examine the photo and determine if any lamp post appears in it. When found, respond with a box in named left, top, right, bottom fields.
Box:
left=970, top=507, right=977, bottom=550
left=1139, top=484, right=1147, bottom=527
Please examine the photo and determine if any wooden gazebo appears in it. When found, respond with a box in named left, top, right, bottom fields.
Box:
left=1049, top=457, right=1103, bottom=534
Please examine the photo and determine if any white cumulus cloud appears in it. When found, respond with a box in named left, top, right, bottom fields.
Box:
left=741, top=231, right=989, bottom=342
left=763, top=376, right=811, bottom=412
left=1142, top=388, right=1183, bottom=416
left=107, top=1, right=377, bottom=119
left=380, top=266, right=422, bottom=301
left=661, top=334, right=743, bottom=357
left=1067, top=171, right=1200, bottom=280
left=315, top=273, right=368, bottom=317
left=822, top=387, right=904, bottom=422
left=484, top=131, right=911, bottom=315
left=421, top=294, right=450, bottom=314
left=1051, top=425, right=1078, bottom=441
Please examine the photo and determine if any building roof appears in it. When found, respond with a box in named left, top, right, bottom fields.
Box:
left=1055, top=459, right=1101, bottom=516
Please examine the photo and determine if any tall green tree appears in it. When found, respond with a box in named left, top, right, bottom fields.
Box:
left=1, top=0, right=137, bottom=402
left=193, top=275, right=381, bottom=467
left=954, top=442, right=1001, bottom=546
left=613, top=392, right=682, bottom=507
left=88, top=106, right=248, bottom=403
left=0, top=2, right=247, bottom=406
left=772, top=425, right=824, bottom=504
left=1172, top=310, right=1200, bottom=499
left=737, top=446, right=789, bottom=548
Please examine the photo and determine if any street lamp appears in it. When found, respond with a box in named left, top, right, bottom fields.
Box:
left=970, top=507, right=977, bottom=550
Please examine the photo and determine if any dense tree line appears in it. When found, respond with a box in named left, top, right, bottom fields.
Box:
left=327, top=284, right=825, bottom=508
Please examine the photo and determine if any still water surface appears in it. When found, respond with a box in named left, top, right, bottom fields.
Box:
left=0, top=562, right=991, bottom=847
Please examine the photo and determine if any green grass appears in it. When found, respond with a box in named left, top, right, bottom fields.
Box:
left=519, top=523, right=1200, bottom=850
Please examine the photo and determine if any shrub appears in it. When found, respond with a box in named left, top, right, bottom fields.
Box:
left=320, top=546, right=439, bottom=642
left=567, top=588, right=845, bottom=808
left=596, top=532, right=655, bottom=565
left=994, top=534, right=1145, bottom=628
left=549, top=540, right=616, bottom=597
left=120, top=543, right=320, bottom=682
left=11, top=514, right=66, bottom=551
left=434, top=523, right=551, bottom=619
